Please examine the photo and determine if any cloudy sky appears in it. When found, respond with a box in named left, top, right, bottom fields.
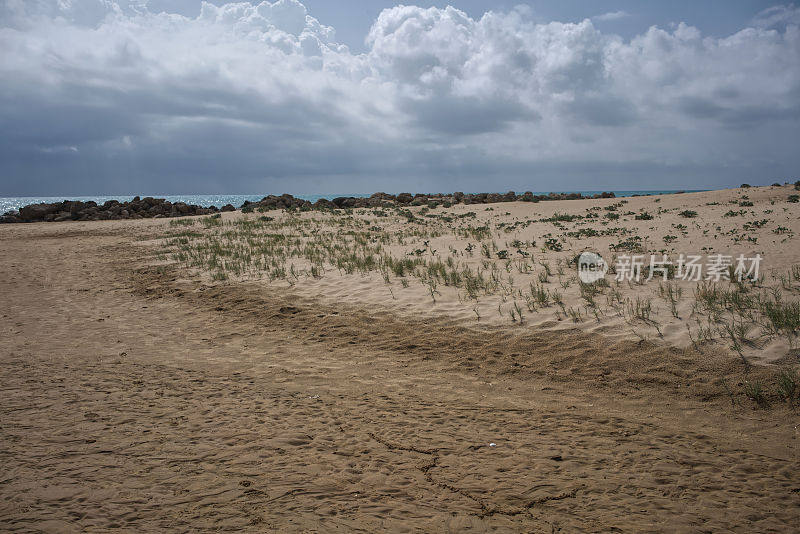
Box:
left=1, top=1, right=798, bottom=196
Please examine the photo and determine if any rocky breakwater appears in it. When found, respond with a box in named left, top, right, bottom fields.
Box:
left=1, top=196, right=226, bottom=223
left=240, top=191, right=616, bottom=211
left=2, top=190, right=618, bottom=222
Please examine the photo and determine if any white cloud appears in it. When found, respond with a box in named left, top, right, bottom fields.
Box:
left=0, top=1, right=799, bottom=194
left=593, top=10, right=630, bottom=22
left=752, top=4, right=800, bottom=29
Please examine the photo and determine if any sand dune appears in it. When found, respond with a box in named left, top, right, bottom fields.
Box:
left=1, top=188, right=799, bottom=532
left=158, top=185, right=800, bottom=364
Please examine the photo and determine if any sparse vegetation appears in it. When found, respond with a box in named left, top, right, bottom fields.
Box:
left=155, top=188, right=800, bottom=367
left=777, top=369, right=798, bottom=404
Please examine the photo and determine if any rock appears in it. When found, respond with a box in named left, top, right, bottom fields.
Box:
left=370, top=192, right=395, bottom=202
left=19, top=203, right=60, bottom=221
left=332, top=197, right=357, bottom=208
left=221, top=204, right=235, bottom=212
left=0, top=211, right=21, bottom=223
left=63, top=201, right=84, bottom=216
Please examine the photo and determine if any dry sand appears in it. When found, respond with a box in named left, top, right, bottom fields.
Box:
left=1, top=187, right=799, bottom=532
left=158, top=184, right=800, bottom=363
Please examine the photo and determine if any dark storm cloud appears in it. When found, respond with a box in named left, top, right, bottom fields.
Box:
left=0, top=1, right=799, bottom=195
left=402, top=96, right=539, bottom=135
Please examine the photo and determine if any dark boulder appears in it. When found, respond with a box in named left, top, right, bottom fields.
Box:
left=370, top=192, right=395, bottom=202
left=19, top=203, right=60, bottom=221
left=332, top=197, right=358, bottom=208
left=1, top=210, right=21, bottom=223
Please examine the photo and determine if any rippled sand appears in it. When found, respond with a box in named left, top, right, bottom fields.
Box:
left=1, top=191, right=799, bottom=532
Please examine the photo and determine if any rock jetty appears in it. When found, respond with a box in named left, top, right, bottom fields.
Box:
left=1, top=197, right=221, bottom=223
left=2, top=191, right=615, bottom=223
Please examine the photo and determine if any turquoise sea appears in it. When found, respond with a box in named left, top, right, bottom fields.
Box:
left=0, top=191, right=708, bottom=214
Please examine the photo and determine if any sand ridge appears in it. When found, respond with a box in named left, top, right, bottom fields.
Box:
left=158, top=185, right=800, bottom=365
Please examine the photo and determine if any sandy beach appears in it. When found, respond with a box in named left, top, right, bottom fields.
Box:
left=5, top=0, right=800, bottom=529
left=1, top=186, right=799, bottom=532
